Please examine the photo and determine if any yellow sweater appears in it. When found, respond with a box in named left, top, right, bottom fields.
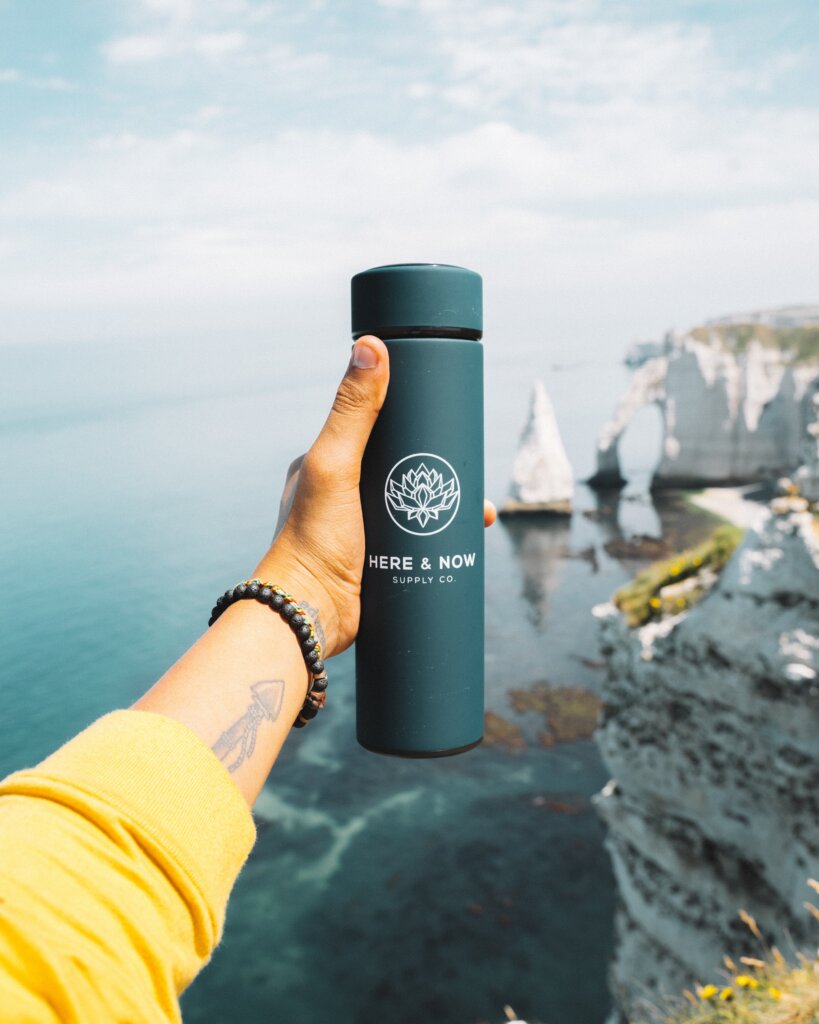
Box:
left=0, top=710, right=257, bottom=1023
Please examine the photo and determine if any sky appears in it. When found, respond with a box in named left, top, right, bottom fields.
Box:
left=0, top=0, right=818, bottom=353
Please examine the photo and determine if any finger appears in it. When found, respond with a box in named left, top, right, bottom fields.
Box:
left=484, top=500, right=497, bottom=528
left=309, top=336, right=390, bottom=474
left=273, top=453, right=306, bottom=539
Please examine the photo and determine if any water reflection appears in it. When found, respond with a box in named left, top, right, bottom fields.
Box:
left=500, top=514, right=574, bottom=628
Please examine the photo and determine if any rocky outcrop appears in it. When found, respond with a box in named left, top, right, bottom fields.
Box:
left=797, top=394, right=819, bottom=503
left=594, top=496, right=819, bottom=1020
left=501, top=379, right=574, bottom=516
left=591, top=312, right=819, bottom=489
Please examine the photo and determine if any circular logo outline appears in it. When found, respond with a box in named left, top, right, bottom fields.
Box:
left=384, top=452, right=461, bottom=536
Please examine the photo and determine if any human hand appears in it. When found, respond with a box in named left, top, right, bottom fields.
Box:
left=254, top=336, right=496, bottom=658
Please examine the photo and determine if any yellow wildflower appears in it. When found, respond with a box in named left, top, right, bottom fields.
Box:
left=670, top=562, right=683, bottom=575
left=768, top=987, right=782, bottom=1000
left=719, top=987, right=734, bottom=1001
left=649, top=597, right=661, bottom=609
left=698, top=985, right=719, bottom=1000
left=735, top=974, right=759, bottom=989
left=692, top=556, right=703, bottom=566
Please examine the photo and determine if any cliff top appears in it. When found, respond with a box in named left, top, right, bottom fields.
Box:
left=689, top=322, right=819, bottom=365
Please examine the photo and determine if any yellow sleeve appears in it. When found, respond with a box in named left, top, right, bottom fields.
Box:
left=0, top=710, right=257, bottom=1023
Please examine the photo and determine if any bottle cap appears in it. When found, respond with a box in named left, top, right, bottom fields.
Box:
left=351, top=263, right=482, bottom=339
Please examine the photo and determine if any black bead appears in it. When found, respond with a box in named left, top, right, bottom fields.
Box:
left=310, top=659, right=325, bottom=675
left=290, top=613, right=306, bottom=629
left=235, top=583, right=248, bottom=598
left=311, top=675, right=328, bottom=692
left=292, top=717, right=306, bottom=729
left=259, top=587, right=272, bottom=603
left=297, top=623, right=312, bottom=640
left=300, top=704, right=318, bottom=720
left=301, top=636, right=317, bottom=652
left=271, top=593, right=285, bottom=610
left=305, top=649, right=320, bottom=664
left=216, top=595, right=226, bottom=609
left=282, top=602, right=297, bottom=619
left=207, top=616, right=215, bottom=627
left=247, top=582, right=261, bottom=598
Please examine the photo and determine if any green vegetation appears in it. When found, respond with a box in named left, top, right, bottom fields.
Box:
left=689, top=323, right=819, bottom=365
left=614, top=524, right=744, bottom=627
left=649, top=898, right=819, bottom=1024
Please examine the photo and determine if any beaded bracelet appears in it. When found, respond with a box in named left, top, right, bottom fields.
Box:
left=208, top=579, right=328, bottom=729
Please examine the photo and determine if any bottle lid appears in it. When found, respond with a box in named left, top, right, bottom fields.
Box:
left=351, top=263, right=482, bottom=339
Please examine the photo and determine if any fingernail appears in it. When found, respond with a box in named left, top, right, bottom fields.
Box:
left=351, top=340, right=378, bottom=369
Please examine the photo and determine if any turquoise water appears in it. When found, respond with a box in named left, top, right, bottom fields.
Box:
left=0, top=338, right=718, bottom=1023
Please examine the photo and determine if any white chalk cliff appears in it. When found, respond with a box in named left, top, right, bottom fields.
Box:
left=501, top=379, right=574, bottom=515
left=592, top=310, right=819, bottom=488
left=593, top=482, right=819, bottom=1019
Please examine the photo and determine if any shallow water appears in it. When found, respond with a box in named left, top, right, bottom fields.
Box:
left=0, top=338, right=720, bottom=1023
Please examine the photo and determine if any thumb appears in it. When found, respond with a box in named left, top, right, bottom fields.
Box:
left=310, top=335, right=390, bottom=472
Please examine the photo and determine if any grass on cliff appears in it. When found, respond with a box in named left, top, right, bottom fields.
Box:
left=613, top=524, right=744, bottom=627
left=690, top=322, right=819, bottom=364
left=653, top=895, right=819, bottom=1024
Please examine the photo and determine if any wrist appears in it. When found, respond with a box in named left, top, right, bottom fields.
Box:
left=252, top=545, right=338, bottom=658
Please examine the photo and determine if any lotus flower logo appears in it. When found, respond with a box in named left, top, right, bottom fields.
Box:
left=385, top=453, right=461, bottom=535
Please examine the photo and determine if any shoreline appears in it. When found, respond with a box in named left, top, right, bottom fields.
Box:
left=685, top=486, right=766, bottom=529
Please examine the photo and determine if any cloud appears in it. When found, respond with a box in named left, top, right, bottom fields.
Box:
left=402, top=0, right=803, bottom=118
left=2, top=0, right=817, bottom=345
left=103, top=29, right=247, bottom=63
left=1, top=106, right=817, bottom=344
left=0, top=67, right=75, bottom=90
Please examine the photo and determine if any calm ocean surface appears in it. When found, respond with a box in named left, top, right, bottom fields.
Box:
left=0, top=337, right=719, bottom=1023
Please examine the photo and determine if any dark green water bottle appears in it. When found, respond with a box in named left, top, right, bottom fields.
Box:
left=352, top=263, right=485, bottom=757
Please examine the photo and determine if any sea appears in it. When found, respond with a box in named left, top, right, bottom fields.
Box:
left=0, top=336, right=723, bottom=1024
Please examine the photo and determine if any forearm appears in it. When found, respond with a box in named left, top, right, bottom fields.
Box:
left=133, top=554, right=330, bottom=808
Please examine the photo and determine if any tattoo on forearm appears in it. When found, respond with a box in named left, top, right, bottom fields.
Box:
left=212, top=679, right=285, bottom=772
left=301, top=599, right=326, bottom=651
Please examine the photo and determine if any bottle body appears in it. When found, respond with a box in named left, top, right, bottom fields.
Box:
left=356, top=336, right=484, bottom=757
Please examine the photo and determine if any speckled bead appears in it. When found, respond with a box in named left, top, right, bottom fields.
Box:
left=259, top=587, right=272, bottom=603
left=310, top=675, right=328, bottom=692
left=296, top=623, right=312, bottom=640
left=310, top=659, right=325, bottom=676
left=271, top=593, right=285, bottom=610
left=281, top=602, right=297, bottom=619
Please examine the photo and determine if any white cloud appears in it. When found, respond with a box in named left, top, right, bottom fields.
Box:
left=191, top=30, right=247, bottom=58
left=104, top=29, right=247, bottom=63
left=1, top=108, right=817, bottom=344
left=0, top=67, right=74, bottom=90
left=103, top=34, right=172, bottom=63
left=404, top=0, right=802, bottom=116
left=3, top=0, right=817, bottom=345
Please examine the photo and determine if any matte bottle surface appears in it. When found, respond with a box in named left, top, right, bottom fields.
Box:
left=356, top=337, right=484, bottom=756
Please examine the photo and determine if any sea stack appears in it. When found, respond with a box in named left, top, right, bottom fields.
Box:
left=500, top=379, right=574, bottom=517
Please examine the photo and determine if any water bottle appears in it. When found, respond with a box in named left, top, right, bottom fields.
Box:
left=352, top=263, right=484, bottom=757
